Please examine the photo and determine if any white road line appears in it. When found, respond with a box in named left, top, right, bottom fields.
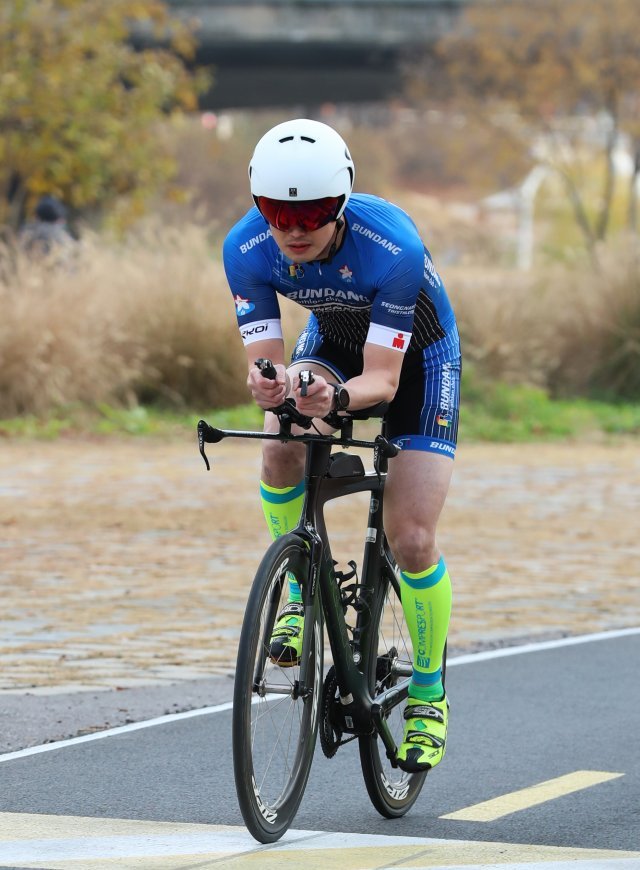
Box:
left=446, top=626, right=640, bottom=667
left=1, top=626, right=638, bottom=764
left=0, top=701, right=233, bottom=763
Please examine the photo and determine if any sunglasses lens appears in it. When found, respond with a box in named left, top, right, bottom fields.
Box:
left=257, top=196, right=341, bottom=231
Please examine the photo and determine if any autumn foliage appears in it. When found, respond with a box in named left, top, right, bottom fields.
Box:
left=0, top=0, right=209, bottom=227
left=407, top=0, right=640, bottom=250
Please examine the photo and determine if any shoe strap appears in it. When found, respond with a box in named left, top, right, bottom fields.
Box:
left=404, top=730, right=445, bottom=749
left=271, top=625, right=301, bottom=640
left=279, top=602, right=304, bottom=618
left=404, top=703, right=445, bottom=724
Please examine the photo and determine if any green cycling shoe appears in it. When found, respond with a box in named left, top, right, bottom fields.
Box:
left=396, top=695, right=449, bottom=772
left=269, top=601, right=304, bottom=667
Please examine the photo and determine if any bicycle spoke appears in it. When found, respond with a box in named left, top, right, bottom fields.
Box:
left=233, top=535, right=321, bottom=841
left=358, top=561, right=427, bottom=817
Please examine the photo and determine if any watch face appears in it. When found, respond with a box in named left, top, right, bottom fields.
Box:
left=336, top=385, right=350, bottom=409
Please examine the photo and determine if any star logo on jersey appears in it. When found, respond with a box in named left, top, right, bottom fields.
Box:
left=338, top=264, right=353, bottom=282
left=234, top=294, right=255, bottom=316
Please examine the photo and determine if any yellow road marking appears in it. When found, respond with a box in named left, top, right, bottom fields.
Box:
left=441, top=770, right=624, bottom=822
left=1, top=811, right=639, bottom=869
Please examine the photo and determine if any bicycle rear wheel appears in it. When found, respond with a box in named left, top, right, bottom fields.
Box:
left=358, top=555, right=428, bottom=817
left=232, top=534, right=322, bottom=842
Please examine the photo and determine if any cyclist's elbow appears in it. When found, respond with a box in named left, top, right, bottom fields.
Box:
left=379, top=380, right=398, bottom=403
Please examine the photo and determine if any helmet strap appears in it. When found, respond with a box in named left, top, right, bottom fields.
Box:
left=318, top=218, right=345, bottom=264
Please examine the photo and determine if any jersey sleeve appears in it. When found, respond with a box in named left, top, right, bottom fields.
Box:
left=222, top=222, right=283, bottom=346
left=366, top=233, right=426, bottom=354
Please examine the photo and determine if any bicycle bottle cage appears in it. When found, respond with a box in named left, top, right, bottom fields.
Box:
left=333, top=559, right=369, bottom=614
left=333, top=559, right=358, bottom=587
left=326, top=451, right=365, bottom=478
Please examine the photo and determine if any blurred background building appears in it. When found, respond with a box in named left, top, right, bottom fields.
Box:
left=161, top=0, right=469, bottom=109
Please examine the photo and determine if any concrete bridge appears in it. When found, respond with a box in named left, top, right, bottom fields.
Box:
left=164, top=0, right=474, bottom=109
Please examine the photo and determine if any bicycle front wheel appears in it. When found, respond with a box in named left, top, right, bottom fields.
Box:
left=358, top=556, right=428, bottom=817
left=232, top=534, right=323, bottom=843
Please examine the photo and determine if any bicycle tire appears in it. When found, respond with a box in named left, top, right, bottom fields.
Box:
left=232, top=533, right=323, bottom=843
left=358, top=555, right=428, bottom=817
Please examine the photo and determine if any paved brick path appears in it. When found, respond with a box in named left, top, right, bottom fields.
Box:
left=1, top=437, right=638, bottom=694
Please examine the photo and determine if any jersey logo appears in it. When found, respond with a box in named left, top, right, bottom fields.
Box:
left=436, top=415, right=451, bottom=428
left=367, top=323, right=412, bottom=353
left=234, top=294, right=255, bottom=316
left=289, top=263, right=305, bottom=279
left=424, top=252, right=442, bottom=288
left=338, top=264, right=353, bottom=282
left=351, top=222, right=402, bottom=255
left=240, top=318, right=283, bottom=346
left=239, top=229, right=271, bottom=254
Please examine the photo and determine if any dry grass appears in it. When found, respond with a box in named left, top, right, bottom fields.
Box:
left=449, top=236, right=640, bottom=400
left=0, top=219, right=637, bottom=418
left=0, top=224, right=260, bottom=416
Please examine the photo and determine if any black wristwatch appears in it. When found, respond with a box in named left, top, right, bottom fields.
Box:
left=331, top=383, right=350, bottom=411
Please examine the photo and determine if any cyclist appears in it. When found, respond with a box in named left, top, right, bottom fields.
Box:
left=222, top=119, right=460, bottom=773
left=18, top=195, right=77, bottom=262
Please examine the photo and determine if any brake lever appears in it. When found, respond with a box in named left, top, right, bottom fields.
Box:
left=198, top=421, right=211, bottom=471
left=197, top=419, right=225, bottom=470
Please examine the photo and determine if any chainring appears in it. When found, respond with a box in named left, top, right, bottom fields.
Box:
left=319, top=665, right=342, bottom=758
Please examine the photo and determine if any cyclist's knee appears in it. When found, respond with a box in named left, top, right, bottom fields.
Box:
left=261, top=440, right=305, bottom=487
left=388, top=524, right=438, bottom=573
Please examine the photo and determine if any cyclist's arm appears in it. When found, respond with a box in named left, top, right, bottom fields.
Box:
left=292, top=342, right=404, bottom=417
left=345, top=342, right=404, bottom=407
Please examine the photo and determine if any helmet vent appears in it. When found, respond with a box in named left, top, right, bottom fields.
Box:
left=278, top=136, right=294, bottom=143
left=301, top=136, right=316, bottom=143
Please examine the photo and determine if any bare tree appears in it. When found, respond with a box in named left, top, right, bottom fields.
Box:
left=406, top=0, right=640, bottom=258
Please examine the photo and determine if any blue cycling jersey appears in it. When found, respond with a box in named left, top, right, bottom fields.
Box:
left=223, top=193, right=457, bottom=360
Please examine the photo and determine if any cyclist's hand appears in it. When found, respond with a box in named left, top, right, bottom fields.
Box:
left=293, top=372, right=333, bottom=418
left=247, top=362, right=290, bottom=409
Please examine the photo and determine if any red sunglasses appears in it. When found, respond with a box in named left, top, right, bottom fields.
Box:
left=256, top=196, right=342, bottom=232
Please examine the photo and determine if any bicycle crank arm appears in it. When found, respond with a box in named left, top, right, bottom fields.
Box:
left=374, top=678, right=411, bottom=715
left=370, top=701, right=402, bottom=764
left=369, top=676, right=412, bottom=764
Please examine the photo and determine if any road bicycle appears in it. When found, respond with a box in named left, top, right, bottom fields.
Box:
left=197, top=360, right=445, bottom=843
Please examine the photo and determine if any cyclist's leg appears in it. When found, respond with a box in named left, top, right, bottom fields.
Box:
left=261, top=384, right=332, bottom=666
left=385, top=449, right=453, bottom=697
left=383, top=348, right=460, bottom=771
left=261, top=322, right=356, bottom=663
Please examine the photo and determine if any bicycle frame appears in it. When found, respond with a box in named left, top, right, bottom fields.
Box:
left=295, top=433, right=410, bottom=762
left=198, top=409, right=411, bottom=762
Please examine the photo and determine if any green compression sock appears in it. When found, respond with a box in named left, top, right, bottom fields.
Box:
left=260, top=480, right=305, bottom=602
left=400, top=557, right=452, bottom=701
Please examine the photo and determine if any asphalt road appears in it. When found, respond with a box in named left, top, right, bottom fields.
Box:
left=1, top=630, right=639, bottom=868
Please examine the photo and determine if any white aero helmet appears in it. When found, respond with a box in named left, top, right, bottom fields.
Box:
left=249, top=118, right=355, bottom=219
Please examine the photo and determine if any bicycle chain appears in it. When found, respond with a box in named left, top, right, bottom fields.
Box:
left=319, top=666, right=358, bottom=757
